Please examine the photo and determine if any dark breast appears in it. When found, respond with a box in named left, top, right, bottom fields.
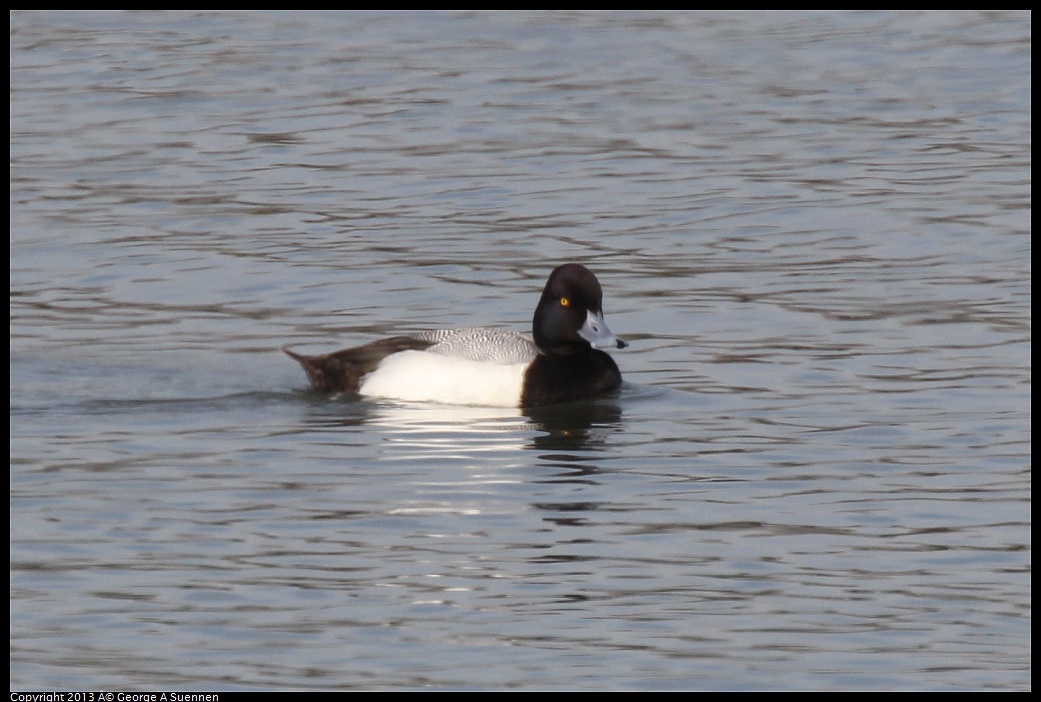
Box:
left=519, top=350, right=622, bottom=407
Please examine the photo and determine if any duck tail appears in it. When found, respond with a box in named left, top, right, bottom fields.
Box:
left=281, top=337, right=434, bottom=394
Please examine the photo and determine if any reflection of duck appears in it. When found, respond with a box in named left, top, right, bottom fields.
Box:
left=525, top=399, right=624, bottom=453
left=284, top=264, right=627, bottom=408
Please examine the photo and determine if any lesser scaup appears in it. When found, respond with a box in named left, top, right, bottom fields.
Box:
left=283, top=263, right=627, bottom=407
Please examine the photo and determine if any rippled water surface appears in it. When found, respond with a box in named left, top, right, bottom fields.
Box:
left=10, top=11, right=1030, bottom=691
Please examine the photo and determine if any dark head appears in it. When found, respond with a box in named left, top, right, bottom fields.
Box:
left=532, top=263, right=627, bottom=356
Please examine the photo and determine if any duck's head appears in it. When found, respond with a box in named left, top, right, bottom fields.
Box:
left=532, top=263, right=627, bottom=356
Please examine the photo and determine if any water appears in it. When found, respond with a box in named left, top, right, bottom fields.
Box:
left=9, top=11, right=1031, bottom=691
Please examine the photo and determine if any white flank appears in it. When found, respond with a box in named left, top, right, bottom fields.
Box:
left=359, top=350, right=528, bottom=407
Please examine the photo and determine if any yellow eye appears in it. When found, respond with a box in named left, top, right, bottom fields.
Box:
left=559, top=297, right=570, bottom=308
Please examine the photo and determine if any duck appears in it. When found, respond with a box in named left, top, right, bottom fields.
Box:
left=283, top=263, right=627, bottom=407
